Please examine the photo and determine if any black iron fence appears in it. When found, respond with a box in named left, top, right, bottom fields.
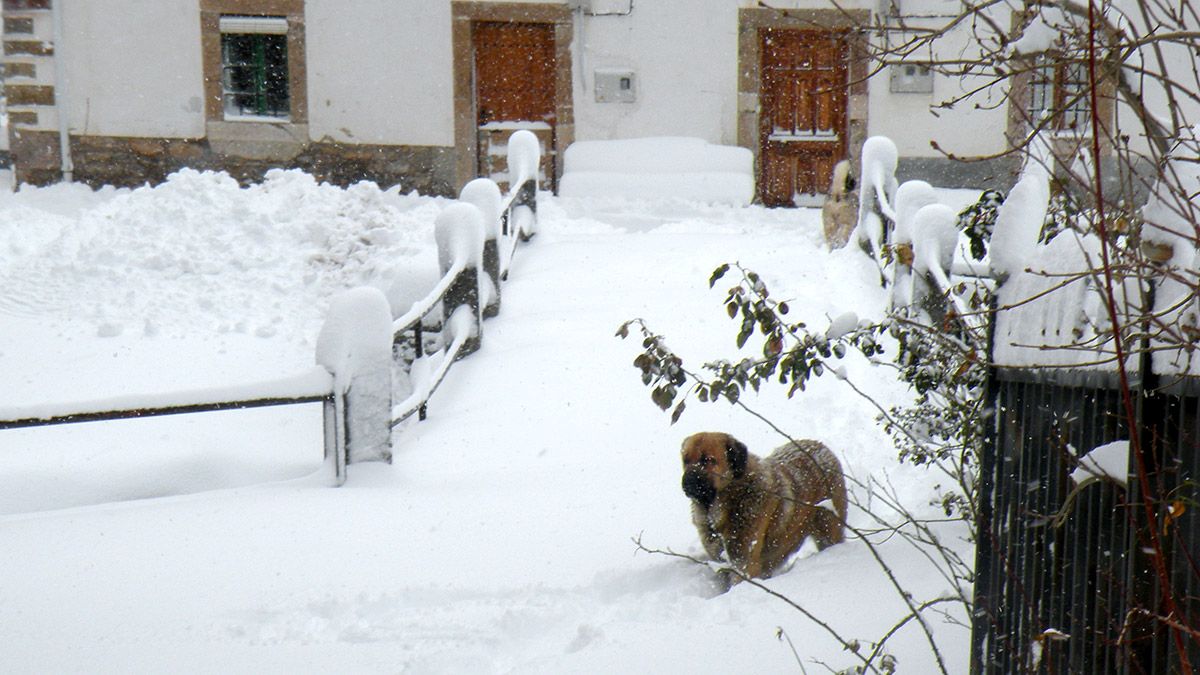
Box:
left=972, top=366, right=1200, bottom=673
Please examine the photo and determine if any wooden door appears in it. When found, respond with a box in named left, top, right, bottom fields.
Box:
left=759, top=29, right=849, bottom=207
left=473, top=22, right=557, bottom=190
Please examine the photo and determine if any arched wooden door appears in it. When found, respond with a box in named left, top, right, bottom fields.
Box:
left=473, top=22, right=557, bottom=191
left=759, top=29, right=849, bottom=207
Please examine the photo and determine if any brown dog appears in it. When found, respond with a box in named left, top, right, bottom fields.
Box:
left=822, top=159, right=859, bottom=249
left=681, top=432, right=847, bottom=583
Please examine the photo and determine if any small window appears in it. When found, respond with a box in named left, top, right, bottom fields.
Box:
left=1028, top=59, right=1090, bottom=133
left=220, top=16, right=289, bottom=120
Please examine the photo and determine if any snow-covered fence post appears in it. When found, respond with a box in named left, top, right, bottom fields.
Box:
left=459, top=178, right=503, bottom=319
left=435, top=203, right=485, bottom=357
left=888, top=180, right=939, bottom=311
left=853, top=136, right=899, bottom=279
left=316, top=286, right=394, bottom=478
left=909, top=204, right=962, bottom=327
left=506, top=129, right=540, bottom=241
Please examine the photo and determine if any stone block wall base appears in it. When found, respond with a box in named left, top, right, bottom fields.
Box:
left=10, top=130, right=456, bottom=196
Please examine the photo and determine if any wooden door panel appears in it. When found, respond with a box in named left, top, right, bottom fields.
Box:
left=473, top=22, right=557, bottom=189
left=473, top=22, right=555, bottom=125
left=760, top=29, right=849, bottom=206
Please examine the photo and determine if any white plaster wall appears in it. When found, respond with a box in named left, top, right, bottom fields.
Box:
left=570, top=0, right=1011, bottom=158
left=45, top=0, right=1025, bottom=157
left=866, top=11, right=1013, bottom=160
left=571, top=0, right=740, bottom=145
left=305, top=0, right=453, bottom=146
left=59, top=0, right=205, bottom=138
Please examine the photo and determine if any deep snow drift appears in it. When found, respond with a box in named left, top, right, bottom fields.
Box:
left=0, top=171, right=975, bottom=673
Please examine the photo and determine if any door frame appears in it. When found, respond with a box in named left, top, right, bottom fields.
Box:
left=737, top=8, right=870, bottom=205
left=451, top=2, right=574, bottom=193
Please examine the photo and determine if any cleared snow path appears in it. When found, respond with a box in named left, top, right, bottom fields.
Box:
left=0, top=191, right=969, bottom=673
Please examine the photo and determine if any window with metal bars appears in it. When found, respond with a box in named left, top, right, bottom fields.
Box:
left=220, top=18, right=289, bottom=120
left=1028, top=58, right=1091, bottom=133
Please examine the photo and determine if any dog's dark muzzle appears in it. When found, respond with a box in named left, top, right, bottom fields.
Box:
left=682, top=470, right=717, bottom=507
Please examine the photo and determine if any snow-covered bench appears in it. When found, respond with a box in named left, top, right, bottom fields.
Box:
left=558, top=137, right=754, bottom=206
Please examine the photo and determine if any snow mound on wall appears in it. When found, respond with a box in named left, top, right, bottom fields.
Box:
left=1070, top=440, right=1129, bottom=486
left=558, top=137, right=754, bottom=205
left=989, top=163, right=1050, bottom=282
left=1142, top=131, right=1200, bottom=377
left=0, top=168, right=445, bottom=338
left=993, top=229, right=1141, bottom=370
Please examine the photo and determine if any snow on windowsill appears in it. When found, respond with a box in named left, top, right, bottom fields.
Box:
left=223, top=114, right=294, bottom=124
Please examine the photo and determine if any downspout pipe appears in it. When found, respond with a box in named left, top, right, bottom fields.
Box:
left=51, top=0, right=73, bottom=182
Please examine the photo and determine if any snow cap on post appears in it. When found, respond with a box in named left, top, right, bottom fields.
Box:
left=434, top=202, right=485, bottom=276
left=911, top=204, right=960, bottom=277
left=853, top=136, right=900, bottom=259
left=507, top=129, right=541, bottom=190
left=893, top=180, right=939, bottom=247
left=859, top=136, right=899, bottom=210
left=459, top=178, right=502, bottom=241
left=459, top=179, right=504, bottom=318
left=316, top=286, right=394, bottom=465
left=434, top=202, right=485, bottom=356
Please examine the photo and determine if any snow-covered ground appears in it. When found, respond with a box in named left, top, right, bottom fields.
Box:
left=0, top=172, right=976, bottom=673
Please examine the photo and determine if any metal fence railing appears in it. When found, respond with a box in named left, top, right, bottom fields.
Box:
left=972, top=366, right=1200, bottom=673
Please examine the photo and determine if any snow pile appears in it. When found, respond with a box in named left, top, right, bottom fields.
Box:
left=912, top=204, right=960, bottom=279
left=507, top=129, right=543, bottom=189
left=458, top=178, right=503, bottom=312
left=993, top=228, right=1142, bottom=369
left=1070, top=440, right=1129, bottom=486
left=889, top=180, right=941, bottom=309
left=558, top=137, right=755, bottom=205
left=989, top=145, right=1142, bottom=369
left=1142, top=130, right=1200, bottom=377
left=825, top=311, right=860, bottom=340
left=1008, top=5, right=1079, bottom=57
left=989, top=158, right=1050, bottom=282
left=0, top=168, right=444, bottom=339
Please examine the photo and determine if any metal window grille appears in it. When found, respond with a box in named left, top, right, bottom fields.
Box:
left=1027, top=59, right=1092, bottom=132
left=220, top=18, right=289, bottom=120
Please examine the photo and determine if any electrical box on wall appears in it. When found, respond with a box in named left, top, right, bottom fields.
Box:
left=595, top=69, right=636, bottom=103
left=890, top=63, right=934, bottom=93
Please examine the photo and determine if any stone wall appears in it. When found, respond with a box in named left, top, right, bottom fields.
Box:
left=10, top=130, right=457, bottom=194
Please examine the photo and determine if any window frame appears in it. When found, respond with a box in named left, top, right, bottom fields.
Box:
left=1027, top=58, right=1092, bottom=135
left=200, top=0, right=306, bottom=127
left=220, top=22, right=291, bottom=121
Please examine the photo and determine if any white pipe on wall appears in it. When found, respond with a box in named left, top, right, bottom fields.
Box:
left=51, top=0, right=74, bottom=182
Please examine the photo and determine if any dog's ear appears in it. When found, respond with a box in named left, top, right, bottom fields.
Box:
left=726, top=437, right=748, bottom=479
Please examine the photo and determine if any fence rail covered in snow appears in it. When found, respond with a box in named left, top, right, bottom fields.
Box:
left=0, top=130, right=542, bottom=491
left=389, top=130, right=539, bottom=425
left=0, top=369, right=334, bottom=430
